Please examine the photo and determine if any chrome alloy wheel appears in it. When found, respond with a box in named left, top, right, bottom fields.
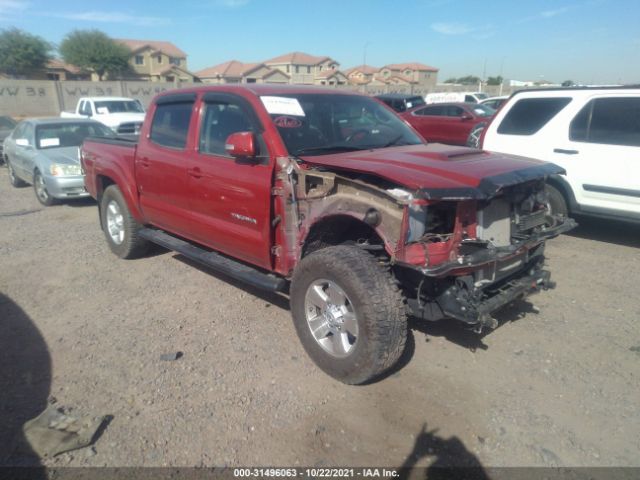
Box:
left=106, top=200, right=125, bottom=245
left=35, top=173, right=49, bottom=203
left=304, top=279, right=359, bottom=358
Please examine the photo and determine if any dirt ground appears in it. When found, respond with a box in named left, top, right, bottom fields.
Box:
left=1, top=167, right=639, bottom=469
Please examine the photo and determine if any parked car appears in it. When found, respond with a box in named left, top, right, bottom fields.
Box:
left=81, top=85, right=574, bottom=384
left=60, top=97, right=145, bottom=135
left=0, top=115, right=17, bottom=165
left=375, top=93, right=426, bottom=112
left=482, top=86, right=640, bottom=222
left=425, top=92, right=489, bottom=104
left=480, top=96, right=509, bottom=110
left=400, top=102, right=495, bottom=147
left=4, top=118, right=115, bottom=205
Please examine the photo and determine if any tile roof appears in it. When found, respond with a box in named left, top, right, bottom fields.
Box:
left=195, top=61, right=270, bottom=79
left=264, top=51, right=334, bottom=66
left=344, top=65, right=379, bottom=76
left=116, top=39, right=187, bottom=58
left=382, top=62, right=439, bottom=72
left=46, top=59, right=84, bottom=74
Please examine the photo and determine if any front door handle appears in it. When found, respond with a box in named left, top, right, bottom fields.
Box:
left=187, top=167, right=203, bottom=179
left=554, top=148, right=579, bottom=155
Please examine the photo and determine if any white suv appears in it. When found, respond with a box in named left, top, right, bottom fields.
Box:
left=482, top=87, right=640, bottom=222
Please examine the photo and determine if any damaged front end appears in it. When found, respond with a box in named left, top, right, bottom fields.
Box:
left=394, top=170, right=576, bottom=331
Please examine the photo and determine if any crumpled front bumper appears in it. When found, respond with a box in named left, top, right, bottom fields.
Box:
left=409, top=264, right=555, bottom=329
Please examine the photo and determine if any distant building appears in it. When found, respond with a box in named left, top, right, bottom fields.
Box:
left=41, top=59, right=91, bottom=81
left=344, top=65, right=379, bottom=85
left=264, top=52, right=344, bottom=85
left=116, top=39, right=198, bottom=82
left=196, top=60, right=289, bottom=84
left=344, top=62, right=439, bottom=93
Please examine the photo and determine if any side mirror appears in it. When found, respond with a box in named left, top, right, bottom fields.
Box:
left=15, top=138, right=30, bottom=147
left=225, top=131, right=256, bottom=158
left=461, top=114, right=473, bottom=121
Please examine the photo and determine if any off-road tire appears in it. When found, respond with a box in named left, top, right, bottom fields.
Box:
left=545, top=184, right=568, bottom=217
left=290, top=245, right=407, bottom=384
left=33, top=170, right=56, bottom=206
left=466, top=123, right=486, bottom=148
left=7, top=161, right=26, bottom=188
left=100, top=184, right=149, bottom=259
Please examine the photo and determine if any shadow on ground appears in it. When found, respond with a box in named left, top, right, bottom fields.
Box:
left=410, top=298, right=537, bottom=352
left=0, top=292, right=51, bottom=468
left=399, top=423, right=489, bottom=480
left=567, top=215, right=640, bottom=248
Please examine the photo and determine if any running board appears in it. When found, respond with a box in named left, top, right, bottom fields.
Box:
left=139, top=228, right=287, bottom=292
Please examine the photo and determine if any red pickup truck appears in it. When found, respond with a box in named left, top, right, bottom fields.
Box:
left=82, top=85, right=575, bottom=384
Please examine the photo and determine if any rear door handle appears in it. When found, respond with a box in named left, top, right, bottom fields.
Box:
left=554, top=148, right=579, bottom=155
left=187, top=167, right=203, bottom=179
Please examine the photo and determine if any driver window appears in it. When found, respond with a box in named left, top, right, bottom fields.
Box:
left=200, top=101, right=254, bottom=156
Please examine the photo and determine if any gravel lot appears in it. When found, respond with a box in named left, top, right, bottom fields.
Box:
left=1, top=166, right=639, bottom=469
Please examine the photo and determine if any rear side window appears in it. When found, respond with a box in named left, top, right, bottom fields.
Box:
left=570, top=97, right=640, bottom=147
left=150, top=102, right=193, bottom=149
left=497, top=97, right=571, bottom=135
left=415, top=105, right=445, bottom=116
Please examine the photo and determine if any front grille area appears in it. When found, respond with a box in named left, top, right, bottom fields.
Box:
left=518, top=209, right=547, bottom=231
left=477, top=199, right=512, bottom=247
left=117, top=122, right=142, bottom=135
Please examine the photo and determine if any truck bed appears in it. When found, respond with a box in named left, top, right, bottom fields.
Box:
left=81, top=136, right=139, bottom=203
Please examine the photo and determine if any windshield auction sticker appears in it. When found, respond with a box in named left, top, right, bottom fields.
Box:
left=261, top=96, right=306, bottom=116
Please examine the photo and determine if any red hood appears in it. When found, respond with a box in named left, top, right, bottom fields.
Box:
left=300, top=144, right=564, bottom=200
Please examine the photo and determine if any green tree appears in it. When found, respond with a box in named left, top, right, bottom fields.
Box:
left=59, top=30, right=130, bottom=80
left=0, top=28, right=52, bottom=77
left=444, top=77, right=457, bottom=84
left=456, top=75, right=481, bottom=85
left=561, top=80, right=574, bottom=87
left=486, top=75, right=503, bottom=86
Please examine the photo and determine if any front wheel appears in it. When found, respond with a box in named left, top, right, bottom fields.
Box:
left=545, top=184, right=568, bottom=217
left=100, top=184, right=149, bottom=259
left=466, top=123, right=486, bottom=148
left=290, top=246, right=407, bottom=384
left=33, top=170, right=56, bottom=206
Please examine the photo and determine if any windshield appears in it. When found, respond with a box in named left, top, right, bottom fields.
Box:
left=470, top=104, right=496, bottom=117
left=36, top=122, right=115, bottom=149
left=0, top=116, right=16, bottom=129
left=94, top=100, right=144, bottom=114
left=262, top=93, right=423, bottom=156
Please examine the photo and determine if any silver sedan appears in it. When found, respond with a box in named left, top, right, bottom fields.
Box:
left=3, top=118, right=115, bottom=206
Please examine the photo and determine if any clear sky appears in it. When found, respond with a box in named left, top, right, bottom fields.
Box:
left=1, top=0, right=639, bottom=84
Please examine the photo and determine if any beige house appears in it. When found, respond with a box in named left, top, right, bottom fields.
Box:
left=116, top=39, right=198, bottom=82
left=196, top=60, right=289, bottom=84
left=344, top=65, right=379, bottom=85
left=378, top=62, right=439, bottom=90
left=264, top=52, right=343, bottom=85
left=39, top=59, right=91, bottom=81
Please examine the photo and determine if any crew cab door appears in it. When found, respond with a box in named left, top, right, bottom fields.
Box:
left=136, top=93, right=197, bottom=236
left=551, top=95, right=640, bottom=217
left=187, top=93, right=273, bottom=269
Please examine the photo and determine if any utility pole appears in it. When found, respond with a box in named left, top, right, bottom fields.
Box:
left=499, top=57, right=505, bottom=95
left=363, top=41, right=371, bottom=67
left=481, top=57, right=487, bottom=92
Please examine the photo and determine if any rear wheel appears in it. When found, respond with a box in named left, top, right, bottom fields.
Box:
left=100, top=184, right=149, bottom=259
left=545, top=184, right=568, bottom=217
left=290, top=245, right=407, bottom=384
left=7, top=161, right=26, bottom=187
left=33, top=170, right=56, bottom=206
